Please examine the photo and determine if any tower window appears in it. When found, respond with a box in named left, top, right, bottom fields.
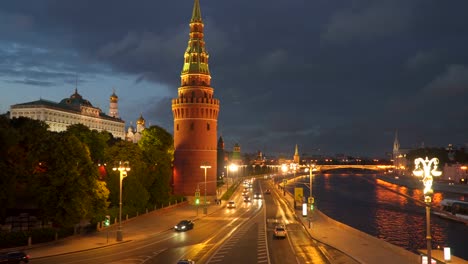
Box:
left=190, top=122, right=194, bottom=130
left=207, top=123, right=210, bottom=131
left=177, top=124, right=179, bottom=131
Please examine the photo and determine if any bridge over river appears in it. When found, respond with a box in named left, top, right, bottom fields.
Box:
left=305, top=164, right=393, bottom=172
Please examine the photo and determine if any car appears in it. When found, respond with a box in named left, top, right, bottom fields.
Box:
left=273, top=225, right=287, bottom=239
left=242, top=190, right=249, bottom=196
left=264, top=189, right=271, bottom=194
left=243, top=196, right=251, bottom=203
left=177, top=259, right=195, bottom=264
left=253, top=193, right=262, bottom=199
left=227, top=201, right=236, bottom=208
left=0, top=251, right=30, bottom=263
left=174, top=220, right=194, bottom=231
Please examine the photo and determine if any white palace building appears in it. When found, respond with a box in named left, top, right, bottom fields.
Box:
left=9, top=89, right=126, bottom=139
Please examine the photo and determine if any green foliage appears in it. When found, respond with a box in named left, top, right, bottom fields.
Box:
left=137, top=126, right=174, bottom=205
left=65, top=124, right=111, bottom=162
left=0, top=117, right=50, bottom=220
left=30, top=133, right=109, bottom=228
left=1, top=116, right=177, bottom=234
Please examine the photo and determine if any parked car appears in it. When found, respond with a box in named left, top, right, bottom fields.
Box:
left=273, top=225, right=287, bottom=239
left=174, top=220, right=194, bottom=231
left=0, top=251, right=30, bottom=263
left=227, top=201, right=236, bottom=208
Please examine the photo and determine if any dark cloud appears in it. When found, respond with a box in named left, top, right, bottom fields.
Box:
left=1, top=0, right=467, bottom=157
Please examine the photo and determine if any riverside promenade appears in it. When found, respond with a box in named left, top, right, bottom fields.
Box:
left=4, top=179, right=467, bottom=263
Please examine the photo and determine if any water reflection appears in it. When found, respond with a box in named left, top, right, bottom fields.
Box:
left=295, top=174, right=468, bottom=260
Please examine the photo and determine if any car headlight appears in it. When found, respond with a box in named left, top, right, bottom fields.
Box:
left=175, top=226, right=178, bottom=229
left=182, top=226, right=186, bottom=229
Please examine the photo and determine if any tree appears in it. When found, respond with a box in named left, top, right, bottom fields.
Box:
left=105, top=141, right=150, bottom=211
left=65, top=124, right=111, bottom=163
left=138, top=126, right=174, bottom=205
left=0, top=117, right=50, bottom=220
left=31, top=133, right=109, bottom=227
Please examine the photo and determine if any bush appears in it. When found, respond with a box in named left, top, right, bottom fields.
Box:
left=0, top=227, right=74, bottom=249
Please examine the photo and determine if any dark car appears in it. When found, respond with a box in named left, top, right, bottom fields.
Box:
left=0, top=251, right=30, bottom=263
left=174, top=220, right=194, bottom=231
left=177, top=259, right=195, bottom=264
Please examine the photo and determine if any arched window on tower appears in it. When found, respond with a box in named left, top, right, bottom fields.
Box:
left=176, top=124, right=179, bottom=131
left=190, top=122, right=194, bottom=131
left=207, top=123, right=210, bottom=131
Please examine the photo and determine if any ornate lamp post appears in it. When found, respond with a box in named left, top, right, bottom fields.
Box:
left=307, top=164, right=315, bottom=207
left=112, top=161, right=130, bottom=242
left=413, top=157, right=441, bottom=264
left=200, top=164, right=211, bottom=215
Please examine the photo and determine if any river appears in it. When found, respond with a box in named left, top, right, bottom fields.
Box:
left=290, top=173, right=468, bottom=260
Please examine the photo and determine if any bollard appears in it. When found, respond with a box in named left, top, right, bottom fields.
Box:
left=146, top=208, right=148, bottom=214
left=28, top=236, right=32, bottom=247
left=55, top=231, right=58, bottom=241
left=126, top=214, right=128, bottom=220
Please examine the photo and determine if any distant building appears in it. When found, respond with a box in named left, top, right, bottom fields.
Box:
left=126, top=114, right=146, bottom=143
left=10, top=89, right=125, bottom=139
left=293, top=144, right=300, bottom=164
left=392, top=130, right=410, bottom=174
left=217, top=136, right=227, bottom=178
left=231, top=143, right=242, bottom=164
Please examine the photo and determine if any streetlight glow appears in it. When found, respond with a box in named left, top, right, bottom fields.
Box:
left=412, top=157, right=441, bottom=264
left=112, top=161, right=130, bottom=242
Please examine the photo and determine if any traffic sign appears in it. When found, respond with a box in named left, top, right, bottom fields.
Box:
left=195, top=191, right=200, bottom=197
left=308, top=197, right=315, bottom=204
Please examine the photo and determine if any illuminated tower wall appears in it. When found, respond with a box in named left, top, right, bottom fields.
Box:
left=172, top=0, right=220, bottom=198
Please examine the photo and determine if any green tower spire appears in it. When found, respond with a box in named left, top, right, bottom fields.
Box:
left=181, top=0, right=210, bottom=78
left=191, top=0, right=202, bottom=23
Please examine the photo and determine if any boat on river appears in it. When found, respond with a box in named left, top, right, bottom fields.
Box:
left=434, top=199, right=468, bottom=224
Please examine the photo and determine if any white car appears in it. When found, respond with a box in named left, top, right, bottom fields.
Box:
left=227, top=201, right=236, bottom=208
left=273, top=225, right=287, bottom=239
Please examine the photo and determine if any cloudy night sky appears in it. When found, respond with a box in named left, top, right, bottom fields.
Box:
left=0, top=0, right=467, bottom=158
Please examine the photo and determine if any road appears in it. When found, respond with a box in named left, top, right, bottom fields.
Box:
left=31, top=178, right=351, bottom=263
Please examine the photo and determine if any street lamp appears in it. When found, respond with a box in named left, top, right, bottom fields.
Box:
left=229, top=163, right=238, bottom=183
left=112, top=161, right=130, bottom=242
left=281, top=164, right=288, bottom=196
left=200, top=164, right=211, bottom=215
left=413, top=157, right=441, bottom=264
left=307, top=164, right=315, bottom=209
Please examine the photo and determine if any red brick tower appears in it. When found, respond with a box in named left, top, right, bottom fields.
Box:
left=172, top=0, right=220, bottom=199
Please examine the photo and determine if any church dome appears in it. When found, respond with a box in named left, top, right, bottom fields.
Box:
left=110, top=91, right=118, bottom=102
left=59, top=89, right=93, bottom=108
left=136, top=114, right=145, bottom=126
